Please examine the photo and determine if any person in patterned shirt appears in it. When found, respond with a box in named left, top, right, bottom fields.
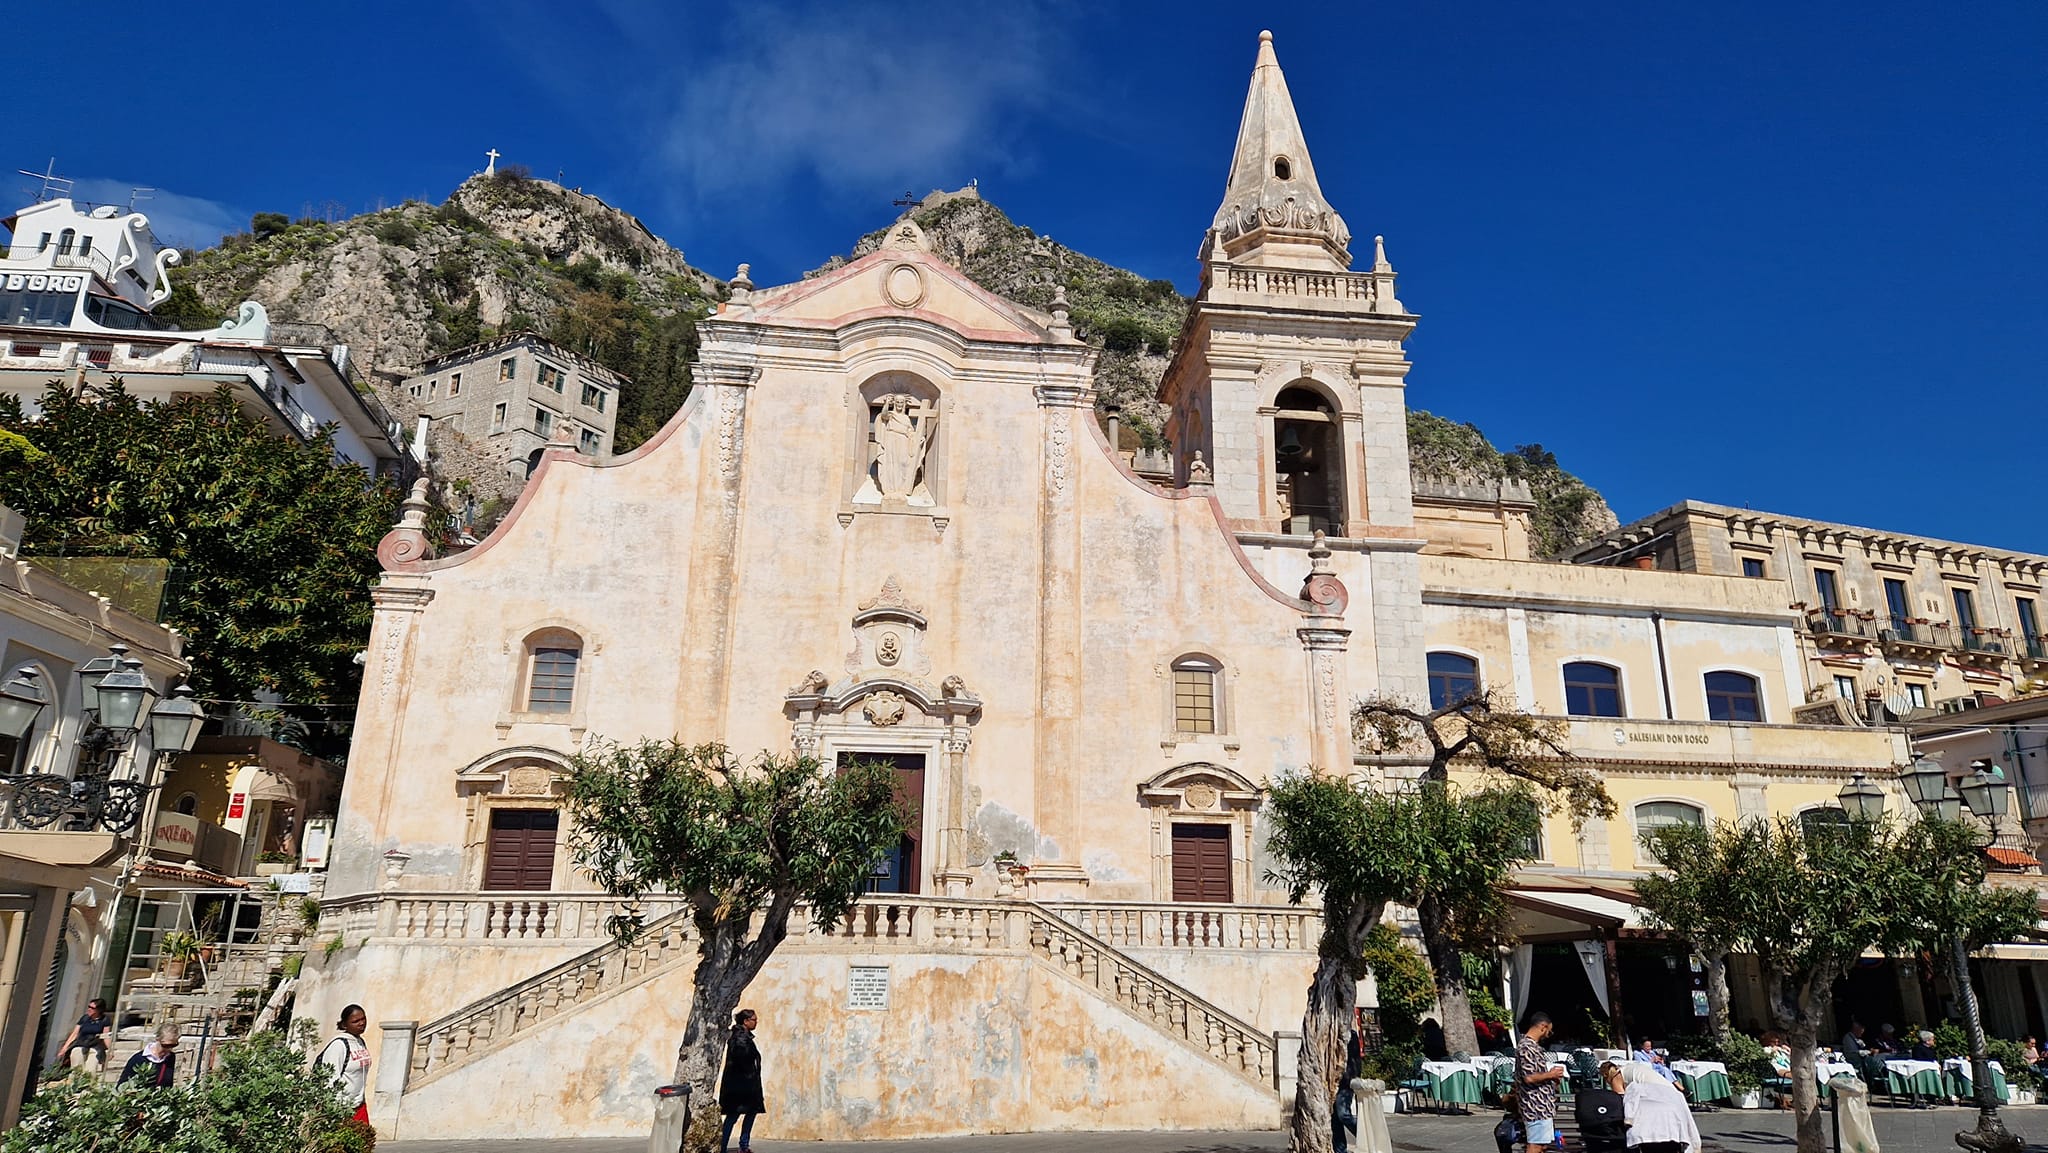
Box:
left=1515, top=1012, right=1566, bottom=1151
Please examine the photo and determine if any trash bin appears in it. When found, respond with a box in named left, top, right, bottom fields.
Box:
left=1830, top=1075, right=1879, bottom=1153
left=650, top=1083, right=692, bottom=1153
left=1351, top=1078, right=1394, bottom=1153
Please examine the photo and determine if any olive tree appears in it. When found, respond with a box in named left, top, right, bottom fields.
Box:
left=1883, top=817, right=2038, bottom=1153
left=564, top=740, right=904, bottom=1153
left=1638, top=817, right=1894, bottom=1153
left=1353, top=690, right=1614, bottom=1055
left=1265, top=772, right=1541, bottom=1153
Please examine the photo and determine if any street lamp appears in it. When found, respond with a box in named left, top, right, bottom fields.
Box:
left=92, top=658, right=159, bottom=735
left=1899, top=755, right=1962, bottom=823
left=1958, top=761, right=2012, bottom=823
left=75, top=643, right=129, bottom=721
left=1837, top=772, right=1888, bottom=822
left=0, top=666, right=49, bottom=741
left=148, top=685, right=207, bottom=758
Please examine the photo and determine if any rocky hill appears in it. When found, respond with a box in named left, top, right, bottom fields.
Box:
left=175, top=170, right=719, bottom=452
left=173, top=178, right=1613, bottom=553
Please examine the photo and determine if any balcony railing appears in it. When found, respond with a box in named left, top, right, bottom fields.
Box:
left=2, top=244, right=113, bottom=280
left=1959, top=630, right=2009, bottom=656
left=1807, top=609, right=1872, bottom=641
left=1880, top=620, right=1941, bottom=649
left=2024, top=635, right=2048, bottom=661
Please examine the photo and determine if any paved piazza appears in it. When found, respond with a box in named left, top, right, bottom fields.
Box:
left=387, top=1106, right=2048, bottom=1152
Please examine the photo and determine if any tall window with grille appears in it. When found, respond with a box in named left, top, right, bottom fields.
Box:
left=1172, top=657, right=1219, bottom=734
left=527, top=644, right=580, bottom=713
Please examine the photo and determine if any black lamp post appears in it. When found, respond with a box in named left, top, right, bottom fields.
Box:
left=1, top=645, right=206, bottom=834
left=1902, top=754, right=2020, bottom=1153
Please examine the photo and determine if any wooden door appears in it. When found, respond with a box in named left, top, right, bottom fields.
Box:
left=1171, top=822, right=1233, bottom=903
left=840, top=752, right=924, bottom=893
left=483, top=808, right=559, bottom=891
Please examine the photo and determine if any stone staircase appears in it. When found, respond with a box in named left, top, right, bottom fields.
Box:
left=397, top=895, right=1284, bottom=1094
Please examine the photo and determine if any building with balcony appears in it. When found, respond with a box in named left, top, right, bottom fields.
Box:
left=1569, top=502, right=2048, bottom=720
left=0, top=196, right=406, bottom=472
left=394, top=332, right=624, bottom=489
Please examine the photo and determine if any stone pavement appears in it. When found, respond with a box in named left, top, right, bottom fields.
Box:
left=387, top=1107, right=2048, bottom=1152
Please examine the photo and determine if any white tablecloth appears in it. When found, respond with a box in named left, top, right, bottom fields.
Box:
left=1884, top=1059, right=1940, bottom=1078
left=1670, top=1060, right=1728, bottom=1079
left=1816, top=1060, right=1858, bottom=1084
left=1943, top=1057, right=2004, bottom=1076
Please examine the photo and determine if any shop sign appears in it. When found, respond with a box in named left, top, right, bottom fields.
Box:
left=149, top=811, right=201, bottom=856
left=2, top=273, right=85, bottom=292
left=226, top=792, right=247, bottom=820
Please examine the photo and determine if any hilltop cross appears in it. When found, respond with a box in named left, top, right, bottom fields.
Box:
left=485, top=149, right=500, bottom=176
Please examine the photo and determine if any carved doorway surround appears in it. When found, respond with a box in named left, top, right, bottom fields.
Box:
left=784, top=576, right=983, bottom=894
left=1137, top=763, right=1262, bottom=904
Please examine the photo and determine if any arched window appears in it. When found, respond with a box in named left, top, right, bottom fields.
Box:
left=1272, top=385, right=1344, bottom=537
left=57, top=228, right=76, bottom=256
left=1426, top=652, right=1481, bottom=710
left=1172, top=656, right=1220, bottom=734
left=1562, top=662, right=1625, bottom=718
left=1704, top=671, right=1763, bottom=722
left=524, top=630, right=582, bottom=713
left=1635, top=800, right=1706, bottom=864
left=1799, top=806, right=1850, bottom=845
left=174, top=793, right=199, bottom=816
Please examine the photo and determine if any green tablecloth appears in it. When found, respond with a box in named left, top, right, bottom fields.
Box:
left=1885, top=1061, right=1945, bottom=1097
left=1945, top=1059, right=2008, bottom=1103
left=1420, top=1063, right=1484, bottom=1105
left=1671, top=1062, right=1732, bottom=1104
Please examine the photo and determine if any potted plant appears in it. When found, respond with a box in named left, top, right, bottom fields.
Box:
left=990, top=850, right=1029, bottom=896
left=159, top=930, right=202, bottom=981
left=1720, top=1031, right=1770, bottom=1109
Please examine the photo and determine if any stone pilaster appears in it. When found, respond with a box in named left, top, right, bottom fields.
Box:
left=330, top=583, right=434, bottom=898
left=1298, top=625, right=1353, bottom=772
left=676, top=361, right=757, bottom=739
left=1367, top=548, right=1426, bottom=706
left=1029, top=381, right=1093, bottom=892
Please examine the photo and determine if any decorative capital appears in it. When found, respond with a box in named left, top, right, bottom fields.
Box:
left=1297, top=625, right=1351, bottom=651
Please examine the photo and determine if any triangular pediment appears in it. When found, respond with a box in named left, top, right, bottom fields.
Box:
left=728, top=228, right=1064, bottom=344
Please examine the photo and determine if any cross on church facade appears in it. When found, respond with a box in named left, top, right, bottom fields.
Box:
left=485, top=149, right=500, bottom=176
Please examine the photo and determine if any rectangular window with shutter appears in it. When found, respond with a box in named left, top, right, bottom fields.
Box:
left=1170, top=822, right=1232, bottom=903
left=527, top=647, right=578, bottom=712
left=1173, top=667, right=1217, bottom=733
left=482, top=808, right=559, bottom=890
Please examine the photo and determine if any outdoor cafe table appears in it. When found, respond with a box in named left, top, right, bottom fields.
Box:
left=1812, top=1060, right=1858, bottom=1098
left=1669, top=1060, right=1732, bottom=1104
left=1944, top=1057, right=2008, bottom=1102
left=1420, top=1061, right=1486, bottom=1106
left=1884, top=1059, right=1944, bottom=1100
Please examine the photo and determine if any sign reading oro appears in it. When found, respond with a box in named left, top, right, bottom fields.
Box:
left=848, top=964, right=890, bottom=1011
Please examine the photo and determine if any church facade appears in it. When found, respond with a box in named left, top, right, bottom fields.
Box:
left=308, top=33, right=1919, bottom=1140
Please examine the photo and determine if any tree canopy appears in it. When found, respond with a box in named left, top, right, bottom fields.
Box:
left=0, top=383, right=400, bottom=755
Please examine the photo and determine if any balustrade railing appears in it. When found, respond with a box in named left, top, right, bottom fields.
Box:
left=1222, top=265, right=1375, bottom=303
left=1043, top=902, right=1316, bottom=952
left=324, top=891, right=686, bottom=944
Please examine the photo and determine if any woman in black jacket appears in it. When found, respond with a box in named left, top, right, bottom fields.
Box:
left=719, top=1008, right=765, bottom=1153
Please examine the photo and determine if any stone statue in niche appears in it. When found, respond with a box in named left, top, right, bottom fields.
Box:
left=856, top=394, right=936, bottom=506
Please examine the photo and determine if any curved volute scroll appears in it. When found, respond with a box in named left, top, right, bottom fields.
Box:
left=376, top=477, right=436, bottom=572
left=1299, top=530, right=1348, bottom=617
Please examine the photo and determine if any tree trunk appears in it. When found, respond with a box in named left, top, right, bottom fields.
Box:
left=1291, top=901, right=1376, bottom=1153
left=667, top=911, right=790, bottom=1153
left=1703, top=951, right=1732, bottom=1046
left=1950, top=935, right=2022, bottom=1153
left=1415, top=894, right=1478, bottom=1056
left=1766, top=974, right=1827, bottom=1153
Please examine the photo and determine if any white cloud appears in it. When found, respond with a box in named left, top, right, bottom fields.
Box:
left=65, top=179, right=247, bottom=251
left=662, top=1, right=1067, bottom=204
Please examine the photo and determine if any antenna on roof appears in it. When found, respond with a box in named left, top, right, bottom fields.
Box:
left=17, top=159, right=71, bottom=203
left=128, top=188, right=155, bottom=212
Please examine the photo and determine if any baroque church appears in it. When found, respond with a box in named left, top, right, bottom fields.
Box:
left=312, top=32, right=1909, bottom=1140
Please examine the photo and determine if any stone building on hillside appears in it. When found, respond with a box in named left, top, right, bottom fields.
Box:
left=396, top=332, right=623, bottom=484
left=305, top=32, right=2002, bottom=1143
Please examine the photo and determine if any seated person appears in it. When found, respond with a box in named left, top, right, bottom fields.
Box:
left=1911, top=1031, right=1938, bottom=1061
left=1631, top=1036, right=1680, bottom=1083
left=1760, top=1030, right=1793, bottom=1075
left=1873, top=1023, right=1902, bottom=1055
left=1839, top=1019, right=1869, bottom=1060
left=2022, top=1035, right=2043, bottom=1071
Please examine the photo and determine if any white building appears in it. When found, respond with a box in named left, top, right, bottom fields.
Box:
left=0, top=196, right=406, bottom=471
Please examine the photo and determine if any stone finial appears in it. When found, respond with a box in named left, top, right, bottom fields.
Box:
left=376, top=477, right=436, bottom=571
left=1372, top=235, right=1392, bottom=272
left=728, top=263, right=754, bottom=306
left=1048, top=285, right=1073, bottom=340
left=1186, top=450, right=1214, bottom=487
left=1300, top=530, right=1348, bottom=617
left=1369, top=235, right=1405, bottom=314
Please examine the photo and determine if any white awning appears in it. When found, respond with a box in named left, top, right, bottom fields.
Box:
left=1981, top=943, right=2048, bottom=962
left=1505, top=888, right=1649, bottom=940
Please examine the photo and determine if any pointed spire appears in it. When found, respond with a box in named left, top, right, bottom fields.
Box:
left=1210, top=30, right=1351, bottom=267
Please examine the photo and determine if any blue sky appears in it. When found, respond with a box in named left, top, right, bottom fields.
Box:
left=13, top=2, right=2045, bottom=551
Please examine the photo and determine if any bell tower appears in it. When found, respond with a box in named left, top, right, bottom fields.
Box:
left=1162, top=30, right=1419, bottom=541
left=1160, top=30, right=1427, bottom=705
